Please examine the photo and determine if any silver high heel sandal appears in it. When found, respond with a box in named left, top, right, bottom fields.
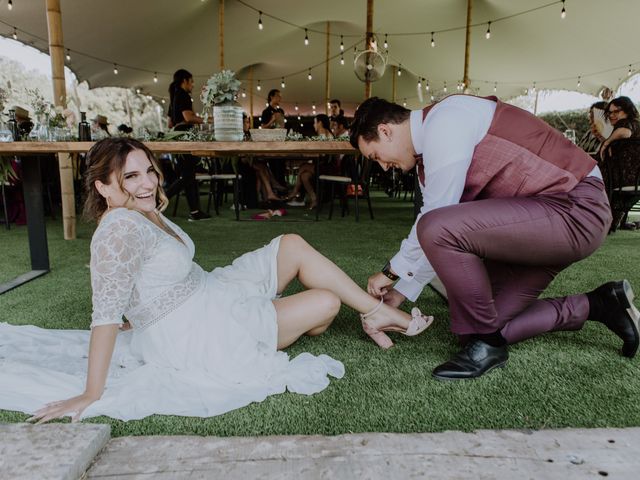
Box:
left=360, top=298, right=434, bottom=349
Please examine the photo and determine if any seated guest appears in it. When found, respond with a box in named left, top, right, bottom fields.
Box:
left=329, top=99, right=344, bottom=120
left=287, top=115, right=335, bottom=209
left=600, top=96, right=640, bottom=161
left=578, top=102, right=609, bottom=155
left=259, top=89, right=288, bottom=192
left=331, top=115, right=350, bottom=139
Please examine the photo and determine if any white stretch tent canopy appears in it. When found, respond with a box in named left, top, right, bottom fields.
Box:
left=2, top=0, right=638, bottom=115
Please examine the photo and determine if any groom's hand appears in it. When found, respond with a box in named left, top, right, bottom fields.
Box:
left=383, top=288, right=406, bottom=308
left=368, top=272, right=394, bottom=297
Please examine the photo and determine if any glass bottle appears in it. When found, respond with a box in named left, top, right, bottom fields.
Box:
left=7, top=109, right=19, bottom=141
left=78, top=112, right=91, bottom=141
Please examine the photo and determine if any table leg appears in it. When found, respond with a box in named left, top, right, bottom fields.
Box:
left=0, top=155, right=49, bottom=294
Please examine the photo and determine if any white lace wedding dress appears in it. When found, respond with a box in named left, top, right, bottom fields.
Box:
left=0, top=208, right=344, bottom=420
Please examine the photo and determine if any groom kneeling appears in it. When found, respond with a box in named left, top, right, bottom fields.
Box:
left=350, top=94, right=640, bottom=380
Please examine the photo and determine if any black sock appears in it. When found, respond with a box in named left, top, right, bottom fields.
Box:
left=474, top=331, right=507, bottom=347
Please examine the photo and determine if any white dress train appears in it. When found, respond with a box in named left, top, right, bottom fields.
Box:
left=0, top=208, right=344, bottom=420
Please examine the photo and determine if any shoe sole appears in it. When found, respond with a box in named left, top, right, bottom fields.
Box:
left=615, top=280, right=640, bottom=358
left=431, top=359, right=508, bottom=381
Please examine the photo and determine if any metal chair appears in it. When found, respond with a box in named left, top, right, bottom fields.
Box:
left=318, top=155, right=374, bottom=221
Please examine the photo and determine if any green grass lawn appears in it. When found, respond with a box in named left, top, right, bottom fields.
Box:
left=1, top=193, right=639, bottom=437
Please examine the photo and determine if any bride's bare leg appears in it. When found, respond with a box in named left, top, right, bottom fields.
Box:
left=273, top=289, right=340, bottom=348
left=275, top=234, right=413, bottom=331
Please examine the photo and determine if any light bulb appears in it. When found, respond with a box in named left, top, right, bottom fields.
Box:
left=12, top=27, right=17, bottom=40
left=340, top=55, right=344, bottom=65
left=304, top=29, right=309, bottom=46
left=443, top=82, right=447, bottom=93
left=426, top=81, right=430, bottom=91
left=257, top=81, right=261, bottom=91
left=340, top=35, right=344, bottom=51
left=8, top=0, right=12, bottom=11
left=485, top=22, right=491, bottom=39
left=241, top=91, right=246, bottom=98
left=161, top=99, right=166, bottom=104
left=577, top=76, right=581, bottom=87
left=295, top=104, right=299, bottom=111
left=136, top=88, right=141, bottom=94
left=258, top=12, right=263, bottom=30
left=561, top=0, right=566, bottom=19
left=403, top=100, right=407, bottom=107
left=628, top=65, right=632, bottom=76
left=417, top=79, right=422, bottom=89
left=153, top=72, right=158, bottom=83
left=113, top=64, right=119, bottom=75
left=430, top=32, right=435, bottom=48
left=383, top=34, right=388, bottom=49
left=65, top=49, right=71, bottom=62
left=397, top=65, right=402, bottom=76
left=308, top=69, right=312, bottom=80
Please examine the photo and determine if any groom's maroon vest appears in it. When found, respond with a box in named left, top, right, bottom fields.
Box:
left=421, top=95, right=596, bottom=201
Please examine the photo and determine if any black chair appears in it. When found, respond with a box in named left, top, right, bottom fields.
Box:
left=173, top=157, right=242, bottom=220
left=318, top=155, right=374, bottom=221
left=603, top=138, right=640, bottom=231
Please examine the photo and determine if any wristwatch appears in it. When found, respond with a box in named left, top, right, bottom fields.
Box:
left=381, top=262, right=399, bottom=281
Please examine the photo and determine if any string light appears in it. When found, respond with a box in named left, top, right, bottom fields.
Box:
left=297, top=115, right=301, bottom=120
left=12, top=27, right=17, bottom=40
left=258, top=11, right=263, bottom=30
left=256, top=80, right=261, bottom=91
left=340, top=35, right=344, bottom=51
left=136, top=88, right=141, bottom=94
left=426, top=80, right=430, bottom=91
left=403, top=99, right=407, bottom=107
left=340, top=54, right=344, bottom=65
left=113, top=64, right=118, bottom=75
left=304, top=28, right=309, bottom=46
left=65, top=49, right=71, bottom=62
left=281, top=77, right=286, bottom=88
left=153, top=72, right=158, bottom=83
left=307, top=68, right=312, bottom=80
left=383, top=34, right=388, bottom=49
left=430, top=32, right=435, bottom=48
left=294, top=103, right=299, bottom=111
left=417, top=78, right=422, bottom=89
left=443, top=81, right=447, bottom=93
left=577, top=76, right=581, bottom=87
left=628, top=65, right=633, bottom=76
left=532, top=81, right=536, bottom=93
left=8, top=0, right=13, bottom=11
left=485, top=21, right=491, bottom=39
left=430, top=95, right=434, bottom=102
left=312, top=102, right=316, bottom=110
left=494, top=82, right=497, bottom=93
left=397, top=64, right=402, bottom=76
left=241, top=89, right=246, bottom=98
left=560, top=0, right=566, bottom=19
left=161, top=99, right=166, bottom=104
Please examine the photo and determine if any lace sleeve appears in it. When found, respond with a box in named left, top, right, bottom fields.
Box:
left=89, top=211, right=151, bottom=328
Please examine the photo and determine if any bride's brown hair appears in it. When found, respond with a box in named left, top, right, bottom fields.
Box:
left=83, top=137, right=169, bottom=222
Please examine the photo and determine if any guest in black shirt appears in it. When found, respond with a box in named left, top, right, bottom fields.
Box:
left=165, top=69, right=210, bottom=221
left=259, top=89, right=288, bottom=191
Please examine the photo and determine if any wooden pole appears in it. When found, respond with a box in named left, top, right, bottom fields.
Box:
left=462, top=0, right=472, bottom=92
left=46, top=0, right=75, bottom=240
left=219, top=0, right=224, bottom=70
left=248, top=66, right=254, bottom=124
left=325, top=22, right=330, bottom=115
left=391, top=65, right=397, bottom=102
left=364, top=0, right=374, bottom=99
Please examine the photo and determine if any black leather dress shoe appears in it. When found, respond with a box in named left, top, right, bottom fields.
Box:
left=432, top=339, right=508, bottom=381
left=587, top=279, right=640, bottom=358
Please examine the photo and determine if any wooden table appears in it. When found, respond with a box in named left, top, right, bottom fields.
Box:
left=0, top=141, right=355, bottom=294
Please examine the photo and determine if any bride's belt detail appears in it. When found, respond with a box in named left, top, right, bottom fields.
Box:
left=126, top=264, right=205, bottom=330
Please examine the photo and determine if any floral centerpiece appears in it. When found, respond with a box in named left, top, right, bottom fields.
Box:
left=200, top=70, right=241, bottom=107
left=200, top=70, right=243, bottom=141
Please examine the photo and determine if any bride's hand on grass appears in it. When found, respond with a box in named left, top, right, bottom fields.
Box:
left=27, top=393, right=98, bottom=424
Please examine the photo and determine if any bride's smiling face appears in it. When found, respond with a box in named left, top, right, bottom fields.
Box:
left=96, top=149, right=159, bottom=214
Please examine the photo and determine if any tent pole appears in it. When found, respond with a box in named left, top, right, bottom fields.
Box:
left=248, top=66, right=254, bottom=124
left=219, top=0, right=224, bottom=70
left=46, top=0, right=75, bottom=240
left=463, top=0, right=472, bottom=92
left=325, top=21, right=330, bottom=115
left=365, top=0, right=373, bottom=99
left=391, top=65, right=397, bottom=102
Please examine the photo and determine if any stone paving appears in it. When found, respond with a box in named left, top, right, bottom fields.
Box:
left=2, top=423, right=639, bottom=479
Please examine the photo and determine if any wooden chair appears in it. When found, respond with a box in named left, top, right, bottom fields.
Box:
left=318, top=155, right=374, bottom=221
left=603, top=138, right=640, bottom=231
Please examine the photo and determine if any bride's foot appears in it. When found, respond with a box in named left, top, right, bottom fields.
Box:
left=360, top=298, right=434, bottom=349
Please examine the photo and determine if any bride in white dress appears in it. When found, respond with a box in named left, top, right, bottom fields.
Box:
left=3, top=138, right=432, bottom=423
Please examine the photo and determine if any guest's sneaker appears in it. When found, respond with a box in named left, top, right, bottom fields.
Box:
left=188, top=211, right=211, bottom=222
left=286, top=199, right=306, bottom=207
left=587, top=280, right=640, bottom=358
left=432, top=339, right=508, bottom=381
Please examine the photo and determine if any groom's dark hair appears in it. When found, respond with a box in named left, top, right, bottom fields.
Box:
left=349, top=97, right=410, bottom=149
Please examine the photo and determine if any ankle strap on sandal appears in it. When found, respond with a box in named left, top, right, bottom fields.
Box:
left=360, top=297, right=384, bottom=319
